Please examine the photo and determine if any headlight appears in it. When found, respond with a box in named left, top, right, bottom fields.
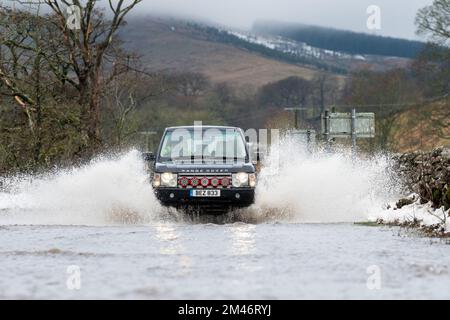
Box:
left=232, top=172, right=249, bottom=187
left=161, top=172, right=178, bottom=187
left=158, top=172, right=177, bottom=187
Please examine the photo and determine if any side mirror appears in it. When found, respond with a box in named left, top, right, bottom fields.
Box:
left=142, top=152, right=155, bottom=162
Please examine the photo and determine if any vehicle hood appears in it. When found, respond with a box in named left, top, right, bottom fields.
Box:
left=154, top=162, right=255, bottom=174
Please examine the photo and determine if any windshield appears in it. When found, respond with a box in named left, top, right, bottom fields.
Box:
left=159, top=128, right=247, bottom=162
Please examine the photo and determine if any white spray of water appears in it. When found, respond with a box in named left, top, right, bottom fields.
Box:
left=0, top=142, right=400, bottom=226
left=0, top=150, right=162, bottom=225
left=248, top=139, right=400, bottom=223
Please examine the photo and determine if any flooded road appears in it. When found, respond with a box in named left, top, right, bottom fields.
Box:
left=1, top=148, right=445, bottom=299
left=1, top=222, right=449, bottom=299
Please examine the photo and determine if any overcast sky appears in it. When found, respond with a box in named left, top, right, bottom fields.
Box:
left=133, top=0, right=433, bottom=40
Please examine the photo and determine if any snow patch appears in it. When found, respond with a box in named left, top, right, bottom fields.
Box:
left=370, top=194, right=450, bottom=231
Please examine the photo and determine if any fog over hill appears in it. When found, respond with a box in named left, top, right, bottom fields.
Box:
left=131, top=0, right=432, bottom=40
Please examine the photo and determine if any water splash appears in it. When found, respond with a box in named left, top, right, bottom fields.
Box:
left=0, top=150, right=163, bottom=225
left=0, top=141, right=400, bottom=226
left=245, top=138, right=400, bottom=223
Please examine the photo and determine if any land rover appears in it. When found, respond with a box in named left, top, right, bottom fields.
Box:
left=146, top=125, right=257, bottom=214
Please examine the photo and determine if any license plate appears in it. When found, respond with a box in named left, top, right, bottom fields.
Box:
left=190, top=189, right=221, bottom=197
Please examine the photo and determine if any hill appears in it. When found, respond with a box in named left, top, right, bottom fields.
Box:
left=390, top=97, right=450, bottom=152
left=253, top=21, right=425, bottom=59
left=121, top=17, right=338, bottom=90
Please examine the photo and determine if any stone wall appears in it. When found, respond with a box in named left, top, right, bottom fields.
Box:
left=393, top=148, right=450, bottom=210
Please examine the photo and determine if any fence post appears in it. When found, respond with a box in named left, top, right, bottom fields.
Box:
left=351, top=108, right=357, bottom=154
left=323, top=110, right=331, bottom=151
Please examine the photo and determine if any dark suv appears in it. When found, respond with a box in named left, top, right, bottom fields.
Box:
left=146, top=126, right=257, bottom=214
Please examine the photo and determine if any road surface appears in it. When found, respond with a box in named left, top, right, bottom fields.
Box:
left=1, top=222, right=449, bottom=299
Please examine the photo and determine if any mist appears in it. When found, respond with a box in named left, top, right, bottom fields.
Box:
left=132, top=0, right=433, bottom=40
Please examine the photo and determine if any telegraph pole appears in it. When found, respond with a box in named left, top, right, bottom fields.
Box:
left=284, top=107, right=307, bottom=129
left=351, top=108, right=357, bottom=153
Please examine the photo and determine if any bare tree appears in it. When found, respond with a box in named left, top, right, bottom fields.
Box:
left=0, top=5, right=59, bottom=163
left=12, top=0, right=143, bottom=149
left=342, top=69, right=422, bottom=150
left=312, top=72, right=339, bottom=116
left=416, top=0, right=450, bottom=45
left=105, top=78, right=137, bottom=147
left=0, top=1, right=143, bottom=169
left=259, top=76, right=311, bottom=109
left=415, top=0, right=450, bottom=97
left=172, top=72, right=209, bottom=97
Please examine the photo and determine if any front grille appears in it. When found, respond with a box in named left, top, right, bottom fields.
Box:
left=177, top=174, right=232, bottom=189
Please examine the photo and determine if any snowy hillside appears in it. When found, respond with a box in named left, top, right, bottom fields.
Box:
left=227, top=30, right=367, bottom=62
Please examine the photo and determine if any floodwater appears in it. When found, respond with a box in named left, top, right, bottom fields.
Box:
left=1, top=146, right=448, bottom=299
left=1, top=222, right=450, bottom=299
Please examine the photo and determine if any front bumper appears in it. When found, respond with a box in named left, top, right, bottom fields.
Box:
left=154, top=187, right=255, bottom=208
